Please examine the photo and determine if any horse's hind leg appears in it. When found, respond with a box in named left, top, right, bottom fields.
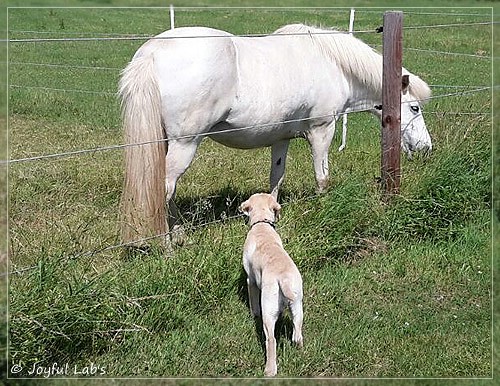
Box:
left=165, top=139, right=201, bottom=245
left=270, top=140, right=290, bottom=200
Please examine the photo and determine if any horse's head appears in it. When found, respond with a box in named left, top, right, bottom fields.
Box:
left=400, top=74, right=432, bottom=158
left=371, top=74, right=431, bottom=158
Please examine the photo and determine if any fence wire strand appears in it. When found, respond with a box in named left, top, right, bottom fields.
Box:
left=7, top=41, right=492, bottom=73
left=5, top=85, right=493, bottom=165
left=9, top=61, right=121, bottom=71
left=6, top=20, right=496, bottom=43
left=4, top=111, right=350, bottom=164
left=9, top=84, right=117, bottom=96
left=404, top=47, right=491, bottom=59
left=7, top=29, right=376, bottom=43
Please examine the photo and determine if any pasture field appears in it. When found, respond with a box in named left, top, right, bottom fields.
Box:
left=5, top=1, right=496, bottom=383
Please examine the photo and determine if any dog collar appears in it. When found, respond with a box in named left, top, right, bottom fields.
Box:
left=249, top=219, right=276, bottom=229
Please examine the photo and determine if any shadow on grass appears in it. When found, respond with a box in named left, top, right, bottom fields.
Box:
left=119, top=185, right=315, bottom=259
left=175, top=186, right=251, bottom=228
left=174, top=185, right=316, bottom=229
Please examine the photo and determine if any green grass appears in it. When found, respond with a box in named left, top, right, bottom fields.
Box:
left=6, top=2, right=494, bottom=382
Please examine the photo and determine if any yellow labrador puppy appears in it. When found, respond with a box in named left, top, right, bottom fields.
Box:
left=240, top=193, right=303, bottom=377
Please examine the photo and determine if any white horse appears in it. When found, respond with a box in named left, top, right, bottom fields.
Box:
left=119, top=24, right=432, bottom=245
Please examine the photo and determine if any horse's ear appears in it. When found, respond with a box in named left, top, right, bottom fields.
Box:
left=402, top=74, right=410, bottom=95
left=240, top=200, right=251, bottom=216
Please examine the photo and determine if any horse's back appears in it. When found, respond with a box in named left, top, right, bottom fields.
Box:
left=135, top=26, right=233, bottom=56
left=132, top=27, right=238, bottom=138
left=135, top=26, right=236, bottom=76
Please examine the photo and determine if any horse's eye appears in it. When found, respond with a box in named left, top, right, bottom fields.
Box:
left=410, top=105, right=420, bottom=113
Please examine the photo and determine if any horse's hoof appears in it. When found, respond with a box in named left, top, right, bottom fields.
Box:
left=316, top=178, right=329, bottom=194
left=170, top=224, right=187, bottom=246
left=264, top=366, right=277, bottom=377
left=316, top=185, right=328, bottom=194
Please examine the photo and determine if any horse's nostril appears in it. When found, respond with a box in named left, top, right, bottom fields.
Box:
left=415, top=143, right=432, bottom=157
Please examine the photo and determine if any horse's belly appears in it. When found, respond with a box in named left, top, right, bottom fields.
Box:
left=208, top=121, right=303, bottom=149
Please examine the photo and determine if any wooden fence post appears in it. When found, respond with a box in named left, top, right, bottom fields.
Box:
left=381, top=11, right=403, bottom=197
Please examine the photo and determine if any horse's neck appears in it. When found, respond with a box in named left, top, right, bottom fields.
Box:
left=344, top=98, right=374, bottom=113
left=343, top=83, right=380, bottom=114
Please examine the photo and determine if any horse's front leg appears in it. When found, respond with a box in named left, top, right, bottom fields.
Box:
left=305, top=122, right=336, bottom=193
left=269, top=140, right=290, bottom=200
left=339, top=113, right=348, bottom=152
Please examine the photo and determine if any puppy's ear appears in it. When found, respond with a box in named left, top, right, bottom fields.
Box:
left=272, top=202, right=282, bottom=222
left=240, top=200, right=251, bottom=216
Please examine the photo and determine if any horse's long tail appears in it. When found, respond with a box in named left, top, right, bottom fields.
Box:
left=119, top=54, right=167, bottom=246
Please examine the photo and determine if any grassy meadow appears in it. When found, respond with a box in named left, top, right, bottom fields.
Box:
left=6, top=2, right=494, bottom=383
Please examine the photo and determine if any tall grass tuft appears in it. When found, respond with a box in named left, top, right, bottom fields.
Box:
left=377, top=120, right=490, bottom=243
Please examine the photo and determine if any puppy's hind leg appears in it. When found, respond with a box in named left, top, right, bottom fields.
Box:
left=261, top=284, right=280, bottom=377
left=247, top=278, right=261, bottom=318
left=262, top=312, right=278, bottom=377
left=279, top=276, right=304, bottom=348
left=290, top=298, right=304, bottom=348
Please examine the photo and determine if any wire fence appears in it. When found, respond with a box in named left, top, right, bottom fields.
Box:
left=7, top=38, right=493, bottom=71
left=4, top=85, right=493, bottom=166
left=5, top=8, right=493, bottom=277
left=5, top=20, right=494, bottom=165
left=5, top=214, right=244, bottom=277
left=5, top=190, right=324, bottom=277
left=6, top=20, right=496, bottom=43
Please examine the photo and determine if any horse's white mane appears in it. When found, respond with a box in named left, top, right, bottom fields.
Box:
left=273, top=24, right=431, bottom=103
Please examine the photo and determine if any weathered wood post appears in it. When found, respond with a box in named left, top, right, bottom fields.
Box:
left=381, top=11, right=403, bottom=197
